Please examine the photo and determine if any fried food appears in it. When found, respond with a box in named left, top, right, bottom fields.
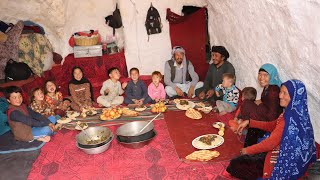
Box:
left=185, top=150, right=220, bottom=161
left=185, top=108, right=202, bottom=119
left=100, top=108, right=122, bottom=120
left=122, top=108, right=139, bottom=117
left=135, top=105, right=147, bottom=112
left=151, top=102, right=167, bottom=113
left=173, top=99, right=180, bottom=104
left=196, top=102, right=206, bottom=107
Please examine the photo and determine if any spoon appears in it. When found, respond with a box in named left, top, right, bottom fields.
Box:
left=76, top=122, right=93, bottom=141
left=138, top=113, right=161, bottom=134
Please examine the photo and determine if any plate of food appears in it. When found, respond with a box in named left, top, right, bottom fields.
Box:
left=197, top=106, right=213, bottom=114
left=66, top=111, right=80, bottom=118
left=175, top=99, right=195, bottom=110
left=57, top=117, right=73, bottom=124
left=75, top=121, right=89, bottom=130
left=185, top=108, right=202, bottom=120
left=86, top=109, right=98, bottom=116
left=192, top=134, right=224, bottom=150
left=99, top=108, right=122, bottom=120
left=135, top=105, right=147, bottom=112
left=212, top=122, right=225, bottom=129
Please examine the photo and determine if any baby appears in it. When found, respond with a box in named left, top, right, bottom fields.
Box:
left=214, top=73, right=239, bottom=116
left=229, top=87, right=258, bottom=133
left=97, top=67, right=124, bottom=107
left=148, top=71, right=166, bottom=103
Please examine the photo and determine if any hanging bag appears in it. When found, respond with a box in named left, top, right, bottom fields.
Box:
left=105, top=3, right=123, bottom=35
left=4, top=59, right=33, bottom=82
left=145, top=3, right=162, bottom=41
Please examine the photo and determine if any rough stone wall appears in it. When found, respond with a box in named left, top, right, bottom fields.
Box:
left=0, top=0, right=117, bottom=61
left=207, top=0, right=320, bottom=143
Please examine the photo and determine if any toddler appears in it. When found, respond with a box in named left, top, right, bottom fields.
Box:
left=148, top=71, right=166, bottom=103
left=214, top=73, right=239, bottom=116
left=44, top=80, right=70, bottom=111
left=230, top=87, right=258, bottom=132
left=97, top=67, right=124, bottom=107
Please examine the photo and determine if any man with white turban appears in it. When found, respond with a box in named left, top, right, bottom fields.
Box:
left=164, top=46, right=203, bottom=98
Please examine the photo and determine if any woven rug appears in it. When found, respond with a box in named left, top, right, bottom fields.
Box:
left=28, top=119, right=235, bottom=179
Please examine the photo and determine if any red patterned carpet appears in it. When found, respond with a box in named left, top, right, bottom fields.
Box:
left=28, top=119, right=236, bottom=180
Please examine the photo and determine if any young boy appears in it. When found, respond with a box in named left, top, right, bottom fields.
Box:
left=124, top=68, right=152, bottom=106
left=214, top=73, right=239, bottom=115
left=97, top=67, right=124, bottom=107
left=230, top=87, right=258, bottom=132
left=4, top=86, right=56, bottom=142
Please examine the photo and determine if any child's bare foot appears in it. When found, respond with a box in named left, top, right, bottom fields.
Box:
left=37, top=136, right=51, bottom=142
left=98, top=103, right=103, bottom=107
left=55, top=124, right=62, bottom=131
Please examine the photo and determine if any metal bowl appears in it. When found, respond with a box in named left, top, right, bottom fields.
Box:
left=116, top=130, right=157, bottom=149
left=117, top=129, right=155, bottom=143
left=116, top=121, right=154, bottom=137
left=76, top=136, right=113, bottom=154
left=76, top=126, right=113, bottom=148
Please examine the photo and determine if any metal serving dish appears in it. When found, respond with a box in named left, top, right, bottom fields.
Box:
left=116, top=130, right=157, bottom=149
left=116, top=121, right=154, bottom=137
left=76, top=137, right=113, bottom=154
left=116, top=121, right=156, bottom=148
left=76, top=126, right=113, bottom=149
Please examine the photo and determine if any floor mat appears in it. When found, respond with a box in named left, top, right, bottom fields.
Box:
left=0, top=150, right=40, bottom=180
left=0, top=131, right=45, bottom=154
left=28, top=120, right=236, bottom=179
left=164, top=110, right=243, bottom=162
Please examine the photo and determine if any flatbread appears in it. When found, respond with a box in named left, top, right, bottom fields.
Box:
left=185, top=150, right=220, bottom=161
left=185, top=108, right=202, bottom=119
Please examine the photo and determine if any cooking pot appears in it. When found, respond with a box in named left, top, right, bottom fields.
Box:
left=116, top=130, right=157, bottom=149
left=76, top=126, right=113, bottom=148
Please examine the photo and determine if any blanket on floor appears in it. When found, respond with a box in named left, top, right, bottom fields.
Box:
left=0, top=131, right=45, bottom=154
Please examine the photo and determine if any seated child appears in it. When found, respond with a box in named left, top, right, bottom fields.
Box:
left=229, top=87, right=258, bottom=132
left=214, top=73, right=239, bottom=116
left=30, top=87, right=55, bottom=117
left=124, top=68, right=152, bottom=106
left=148, top=71, right=166, bottom=103
left=97, top=67, right=124, bottom=107
left=4, top=86, right=57, bottom=142
left=44, top=80, right=71, bottom=111
left=68, top=66, right=94, bottom=111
